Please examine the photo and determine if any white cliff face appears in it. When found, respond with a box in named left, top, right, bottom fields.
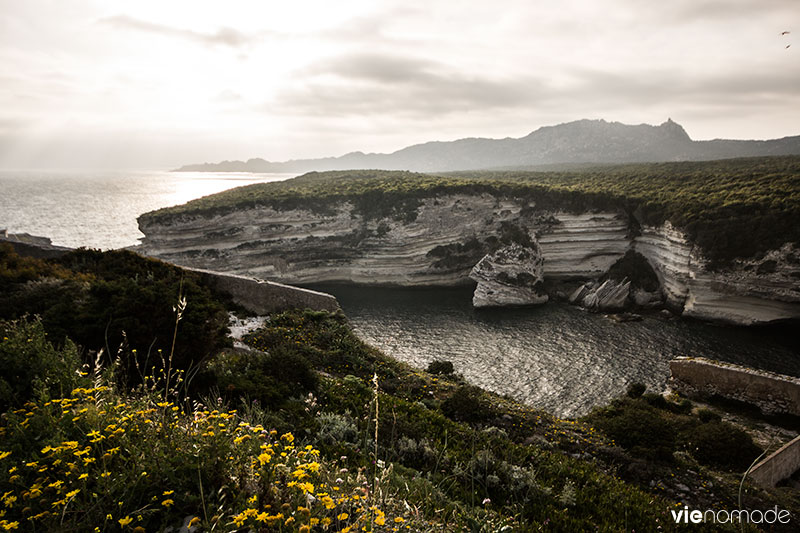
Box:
left=538, top=213, right=630, bottom=279
left=138, top=196, right=800, bottom=325
left=470, top=242, right=548, bottom=307
left=633, top=222, right=695, bottom=307
left=139, top=195, right=628, bottom=286
left=634, top=226, right=800, bottom=325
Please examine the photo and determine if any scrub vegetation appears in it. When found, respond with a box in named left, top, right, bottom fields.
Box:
left=0, top=244, right=796, bottom=531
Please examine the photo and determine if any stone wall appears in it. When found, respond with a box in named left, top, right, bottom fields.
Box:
left=749, top=435, right=800, bottom=487
left=186, top=267, right=340, bottom=315
left=669, top=357, right=800, bottom=416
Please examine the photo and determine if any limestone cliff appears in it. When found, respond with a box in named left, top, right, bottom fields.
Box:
left=138, top=194, right=800, bottom=326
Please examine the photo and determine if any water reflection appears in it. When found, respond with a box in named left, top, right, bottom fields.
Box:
left=309, top=284, right=798, bottom=418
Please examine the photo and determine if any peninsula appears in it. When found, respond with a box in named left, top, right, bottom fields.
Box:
left=139, top=156, right=800, bottom=326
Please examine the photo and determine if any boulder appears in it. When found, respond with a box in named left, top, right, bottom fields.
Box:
left=632, top=287, right=664, bottom=307
left=470, top=242, right=548, bottom=308
left=575, top=278, right=631, bottom=311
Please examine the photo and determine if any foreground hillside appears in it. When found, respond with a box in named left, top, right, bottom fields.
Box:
left=139, top=157, right=800, bottom=325
left=1, top=245, right=797, bottom=531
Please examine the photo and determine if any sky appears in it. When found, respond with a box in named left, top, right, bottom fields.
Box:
left=0, top=0, right=798, bottom=169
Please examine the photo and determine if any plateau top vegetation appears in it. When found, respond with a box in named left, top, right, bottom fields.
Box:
left=142, top=156, right=800, bottom=265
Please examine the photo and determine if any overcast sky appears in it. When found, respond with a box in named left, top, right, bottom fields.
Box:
left=0, top=0, right=797, bottom=169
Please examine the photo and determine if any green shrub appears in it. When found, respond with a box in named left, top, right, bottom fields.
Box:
left=427, top=360, right=455, bottom=375
left=683, top=421, right=762, bottom=471
left=441, top=385, right=492, bottom=423
left=0, top=317, right=84, bottom=411
left=209, top=347, right=318, bottom=408
left=642, top=392, right=669, bottom=410
left=315, top=411, right=359, bottom=446
left=243, top=309, right=385, bottom=380
left=673, top=397, right=694, bottom=414
left=696, top=408, right=721, bottom=423
left=589, top=403, right=676, bottom=461
left=626, top=382, right=646, bottom=398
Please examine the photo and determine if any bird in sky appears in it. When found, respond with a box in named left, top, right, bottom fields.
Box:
left=781, top=31, right=790, bottom=35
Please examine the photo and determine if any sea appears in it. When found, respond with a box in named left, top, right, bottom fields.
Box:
left=1, top=169, right=797, bottom=417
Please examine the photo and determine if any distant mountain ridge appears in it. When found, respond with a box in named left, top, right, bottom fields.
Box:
left=175, top=119, right=800, bottom=173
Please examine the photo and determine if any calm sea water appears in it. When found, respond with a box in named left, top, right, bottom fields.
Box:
left=2, top=171, right=796, bottom=418
left=308, top=285, right=799, bottom=418
left=0, top=170, right=292, bottom=249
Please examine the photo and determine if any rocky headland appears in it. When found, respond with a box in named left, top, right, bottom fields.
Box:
left=137, top=162, right=800, bottom=326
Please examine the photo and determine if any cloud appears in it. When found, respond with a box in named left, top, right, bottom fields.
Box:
left=99, top=15, right=258, bottom=48
left=266, top=47, right=800, bottom=143
left=214, top=89, right=243, bottom=103
left=273, top=53, right=545, bottom=117
left=653, top=0, right=798, bottom=22
left=565, top=66, right=800, bottom=108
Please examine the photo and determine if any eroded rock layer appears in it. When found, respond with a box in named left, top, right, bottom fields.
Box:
left=469, top=242, right=548, bottom=308
left=138, top=194, right=800, bottom=325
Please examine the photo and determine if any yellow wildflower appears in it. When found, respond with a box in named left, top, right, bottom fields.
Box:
left=118, top=516, right=133, bottom=526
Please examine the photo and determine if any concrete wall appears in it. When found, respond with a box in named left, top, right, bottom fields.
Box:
left=1, top=235, right=340, bottom=315
left=749, top=435, right=800, bottom=487
left=669, top=357, right=800, bottom=416
left=187, top=267, right=340, bottom=315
